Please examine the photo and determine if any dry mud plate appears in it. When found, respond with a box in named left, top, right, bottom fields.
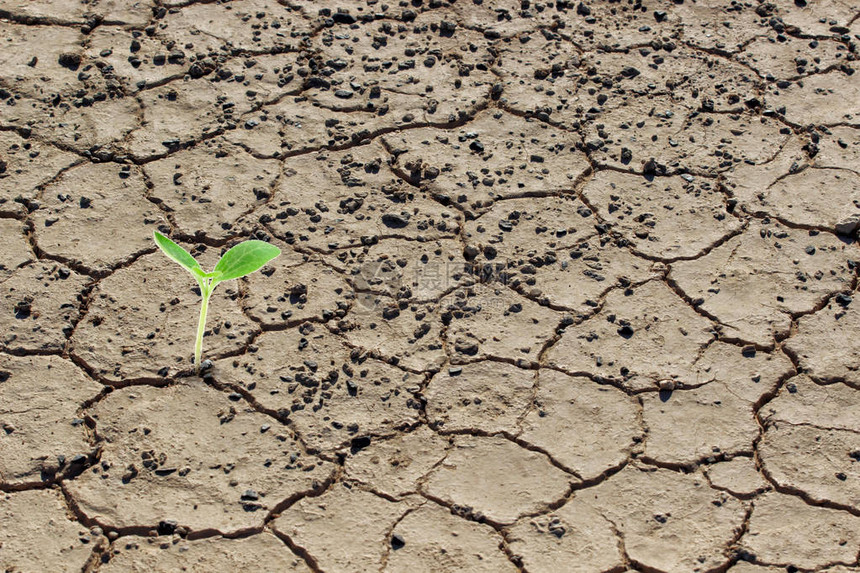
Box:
left=2, top=0, right=860, bottom=571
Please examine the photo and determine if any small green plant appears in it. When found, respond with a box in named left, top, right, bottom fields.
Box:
left=153, top=231, right=280, bottom=372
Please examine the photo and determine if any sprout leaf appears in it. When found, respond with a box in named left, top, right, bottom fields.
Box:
left=212, top=241, right=281, bottom=284
left=153, top=231, right=201, bottom=276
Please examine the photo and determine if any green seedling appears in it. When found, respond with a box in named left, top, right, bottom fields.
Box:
left=153, top=231, right=280, bottom=372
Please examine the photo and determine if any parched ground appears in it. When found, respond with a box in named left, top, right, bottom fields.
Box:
left=1, top=0, right=859, bottom=571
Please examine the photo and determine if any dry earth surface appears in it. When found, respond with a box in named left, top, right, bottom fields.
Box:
left=1, top=0, right=860, bottom=571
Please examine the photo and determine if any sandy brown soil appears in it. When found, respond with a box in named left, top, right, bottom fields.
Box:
left=1, top=0, right=859, bottom=571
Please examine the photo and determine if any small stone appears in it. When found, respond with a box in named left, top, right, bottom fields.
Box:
left=157, top=520, right=178, bottom=535
left=58, top=53, right=82, bottom=70
left=835, top=215, right=860, bottom=237
left=454, top=339, right=479, bottom=355
left=620, top=147, right=633, bottom=164
left=382, top=212, right=410, bottom=228
left=332, top=11, right=357, bottom=24
left=439, top=20, right=457, bottom=35
left=620, top=66, right=640, bottom=79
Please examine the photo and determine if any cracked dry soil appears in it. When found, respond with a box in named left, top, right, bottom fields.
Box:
left=1, top=0, right=859, bottom=571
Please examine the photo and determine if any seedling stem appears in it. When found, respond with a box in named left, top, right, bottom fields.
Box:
left=194, top=280, right=213, bottom=372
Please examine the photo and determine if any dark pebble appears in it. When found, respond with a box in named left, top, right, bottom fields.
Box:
left=58, top=53, right=81, bottom=70
left=620, top=147, right=632, bottom=164
left=617, top=325, right=634, bottom=338
left=382, top=212, right=410, bottom=228
left=382, top=306, right=400, bottom=320
left=835, top=293, right=852, bottom=307
left=454, top=339, right=479, bottom=355
left=350, top=436, right=371, bottom=453
left=157, top=520, right=178, bottom=535
left=463, top=245, right=479, bottom=260
left=332, top=11, right=356, bottom=24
